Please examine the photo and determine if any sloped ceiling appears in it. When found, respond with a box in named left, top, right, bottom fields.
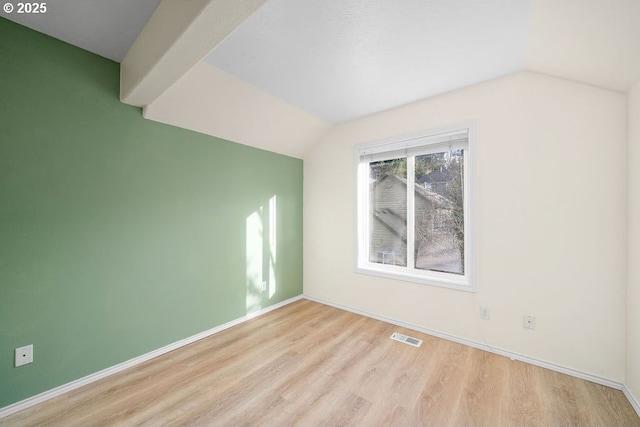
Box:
left=204, top=0, right=532, bottom=123
left=1, top=0, right=161, bottom=62
left=3, top=0, right=640, bottom=158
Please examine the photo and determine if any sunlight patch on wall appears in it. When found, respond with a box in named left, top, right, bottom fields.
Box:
left=245, top=206, right=263, bottom=314
left=268, top=195, right=277, bottom=299
left=246, top=195, right=278, bottom=313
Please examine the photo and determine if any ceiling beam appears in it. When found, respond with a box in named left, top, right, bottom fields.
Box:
left=120, top=0, right=266, bottom=107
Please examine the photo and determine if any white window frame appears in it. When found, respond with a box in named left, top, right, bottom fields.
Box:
left=354, top=122, right=476, bottom=292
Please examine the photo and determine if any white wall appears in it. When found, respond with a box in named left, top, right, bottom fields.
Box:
left=304, top=71, right=627, bottom=381
left=143, top=62, right=331, bottom=159
left=628, top=80, right=640, bottom=400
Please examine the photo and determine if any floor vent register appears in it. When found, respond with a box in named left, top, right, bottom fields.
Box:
left=390, top=332, right=423, bottom=347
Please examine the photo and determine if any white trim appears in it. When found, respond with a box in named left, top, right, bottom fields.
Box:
left=623, top=385, right=640, bottom=418
left=464, top=123, right=476, bottom=291
left=406, top=155, right=416, bottom=270
left=355, top=126, right=470, bottom=158
left=354, top=265, right=475, bottom=292
left=303, top=295, right=624, bottom=391
left=0, top=295, right=303, bottom=419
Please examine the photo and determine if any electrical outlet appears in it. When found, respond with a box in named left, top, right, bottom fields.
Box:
left=523, top=315, right=536, bottom=330
left=479, top=305, right=490, bottom=320
left=15, top=344, right=33, bottom=367
left=261, top=281, right=267, bottom=292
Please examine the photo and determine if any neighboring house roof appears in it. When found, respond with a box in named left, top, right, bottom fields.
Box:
left=417, top=169, right=452, bottom=185
left=371, top=173, right=453, bottom=239
left=374, top=173, right=452, bottom=208
left=373, top=208, right=407, bottom=242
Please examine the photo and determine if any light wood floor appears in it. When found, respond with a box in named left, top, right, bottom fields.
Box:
left=1, top=299, right=638, bottom=426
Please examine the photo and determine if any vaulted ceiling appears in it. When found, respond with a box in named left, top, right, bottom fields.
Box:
left=4, top=0, right=640, bottom=158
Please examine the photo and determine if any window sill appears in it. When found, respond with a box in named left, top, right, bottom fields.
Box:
left=355, top=264, right=475, bottom=292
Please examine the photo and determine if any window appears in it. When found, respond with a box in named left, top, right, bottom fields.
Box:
left=354, top=124, right=474, bottom=291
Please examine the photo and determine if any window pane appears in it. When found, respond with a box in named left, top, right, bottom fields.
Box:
left=368, top=158, right=407, bottom=266
left=414, top=150, right=464, bottom=274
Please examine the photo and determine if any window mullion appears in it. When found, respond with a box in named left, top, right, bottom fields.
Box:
left=360, top=162, right=370, bottom=266
left=406, top=156, right=415, bottom=270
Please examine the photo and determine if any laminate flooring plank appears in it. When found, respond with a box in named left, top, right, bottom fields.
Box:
left=163, top=350, right=303, bottom=426
left=287, top=389, right=372, bottom=427
left=501, top=360, right=549, bottom=427
left=413, top=340, right=474, bottom=426
left=581, top=381, right=640, bottom=427
left=451, top=349, right=508, bottom=427
left=360, top=401, right=412, bottom=427
left=1, top=299, right=638, bottom=427
left=539, top=370, right=595, bottom=426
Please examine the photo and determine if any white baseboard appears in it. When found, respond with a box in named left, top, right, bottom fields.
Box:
left=0, top=295, right=303, bottom=419
left=303, top=295, right=624, bottom=391
left=623, top=385, right=640, bottom=418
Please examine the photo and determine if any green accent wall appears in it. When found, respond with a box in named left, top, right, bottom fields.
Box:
left=0, top=18, right=303, bottom=408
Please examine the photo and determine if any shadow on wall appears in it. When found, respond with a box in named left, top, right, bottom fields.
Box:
left=246, top=195, right=278, bottom=314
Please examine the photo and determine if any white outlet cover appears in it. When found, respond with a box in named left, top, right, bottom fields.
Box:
left=480, top=305, right=491, bottom=320
left=523, top=315, right=536, bottom=330
left=15, top=344, right=33, bottom=367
